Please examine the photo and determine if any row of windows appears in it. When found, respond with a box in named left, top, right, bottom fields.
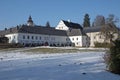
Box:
left=94, top=35, right=103, bottom=39
left=8, top=36, right=16, bottom=40
left=9, top=35, right=81, bottom=42
left=72, top=38, right=79, bottom=41
left=59, top=27, right=63, bottom=29
left=23, top=35, right=56, bottom=41
left=23, top=35, right=41, bottom=40
left=66, top=37, right=79, bottom=41
left=23, top=35, right=81, bottom=42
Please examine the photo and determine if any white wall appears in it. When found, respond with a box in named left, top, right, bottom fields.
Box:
left=5, top=33, right=19, bottom=43
left=5, top=33, right=87, bottom=47
left=5, top=33, right=68, bottom=46
left=86, top=32, right=110, bottom=47
left=69, top=36, right=82, bottom=47
left=82, top=36, right=89, bottom=47
left=56, top=20, right=69, bottom=31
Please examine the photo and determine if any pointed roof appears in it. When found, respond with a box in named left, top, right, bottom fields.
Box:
left=27, top=15, right=33, bottom=23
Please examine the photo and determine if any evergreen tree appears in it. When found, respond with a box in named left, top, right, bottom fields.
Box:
left=104, top=39, right=120, bottom=74
left=83, top=14, right=90, bottom=27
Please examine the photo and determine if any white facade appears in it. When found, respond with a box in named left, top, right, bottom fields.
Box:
left=56, top=20, right=89, bottom=47
left=5, top=33, right=69, bottom=46
left=56, top=20, right=69, bottom=30
left=2, top=16, right=119, bottom=47
left=4, top=19, right=89, bottom=47
left=5, top=33, right=19, bottom=43
left=86, top=32, right=118, bottom=47
left=64, top=36, right=89, bottom=47
left=5, top=32, right=88, bottom=47
left=86, top=32, right=106, bottom=47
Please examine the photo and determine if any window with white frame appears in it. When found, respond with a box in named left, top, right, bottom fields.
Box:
left=76, top=38, right=78, bottom=40
left=39, top=36, right=41, bottom=40
left=36, top=36, right=38, bottom=40
left=23, top=35, right=25, bottom=39
left=31, top=36, right=34, bottom=39
left=27, top=36, right=30, bottom=39
left=72, top=38, right=74, bottom=41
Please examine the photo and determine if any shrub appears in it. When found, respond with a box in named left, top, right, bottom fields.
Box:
left=94, top=42, right=112, bottom=48
left=104, top=39, right=120, bottom=74
left=0, top=43, right=24, bottom=48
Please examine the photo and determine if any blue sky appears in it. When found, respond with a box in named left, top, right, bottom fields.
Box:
left=0, top=0, right=120, bottom=29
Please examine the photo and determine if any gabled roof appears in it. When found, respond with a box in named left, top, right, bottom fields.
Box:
left=0, top=25, right=68, bottom=36
left=0, top=27, right=19, bottom=37
left=0, top=21, right=86, bottom=37
left=67, top=28, right=86, bottom=36
left=83, top=26, right=102, bottom=33
left=62, top=20, right=83, bottom=29
left=18, top=25, right=67, bottom=36
left=83, top=23, right=119, bottom=33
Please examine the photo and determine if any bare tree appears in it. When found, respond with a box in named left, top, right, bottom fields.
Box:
left=93, top=15, right=105, bottom=27
left=101, top=24, right=117, bottom=43
left=100, top=14, right=119, bottom=43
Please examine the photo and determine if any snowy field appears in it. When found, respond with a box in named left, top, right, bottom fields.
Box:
left=0, top=47, right=120, bottom=80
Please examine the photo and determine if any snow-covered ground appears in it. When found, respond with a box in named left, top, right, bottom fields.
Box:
left=0, top=48, right=119, bottom=80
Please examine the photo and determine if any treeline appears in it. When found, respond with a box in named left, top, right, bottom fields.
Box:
left=83, top=14, right=119, bottom=28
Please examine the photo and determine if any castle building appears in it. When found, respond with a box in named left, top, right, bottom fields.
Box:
left=0, top=16, right=89, bottom=47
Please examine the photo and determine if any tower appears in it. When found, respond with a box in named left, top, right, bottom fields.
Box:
left=27, top=15, right=34, bottom=26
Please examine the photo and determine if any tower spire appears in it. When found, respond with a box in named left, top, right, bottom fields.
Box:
left=27, top=15, right=34, bottom=26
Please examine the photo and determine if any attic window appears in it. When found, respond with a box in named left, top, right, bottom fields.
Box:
left=59, top=27, right=63, bottom=29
